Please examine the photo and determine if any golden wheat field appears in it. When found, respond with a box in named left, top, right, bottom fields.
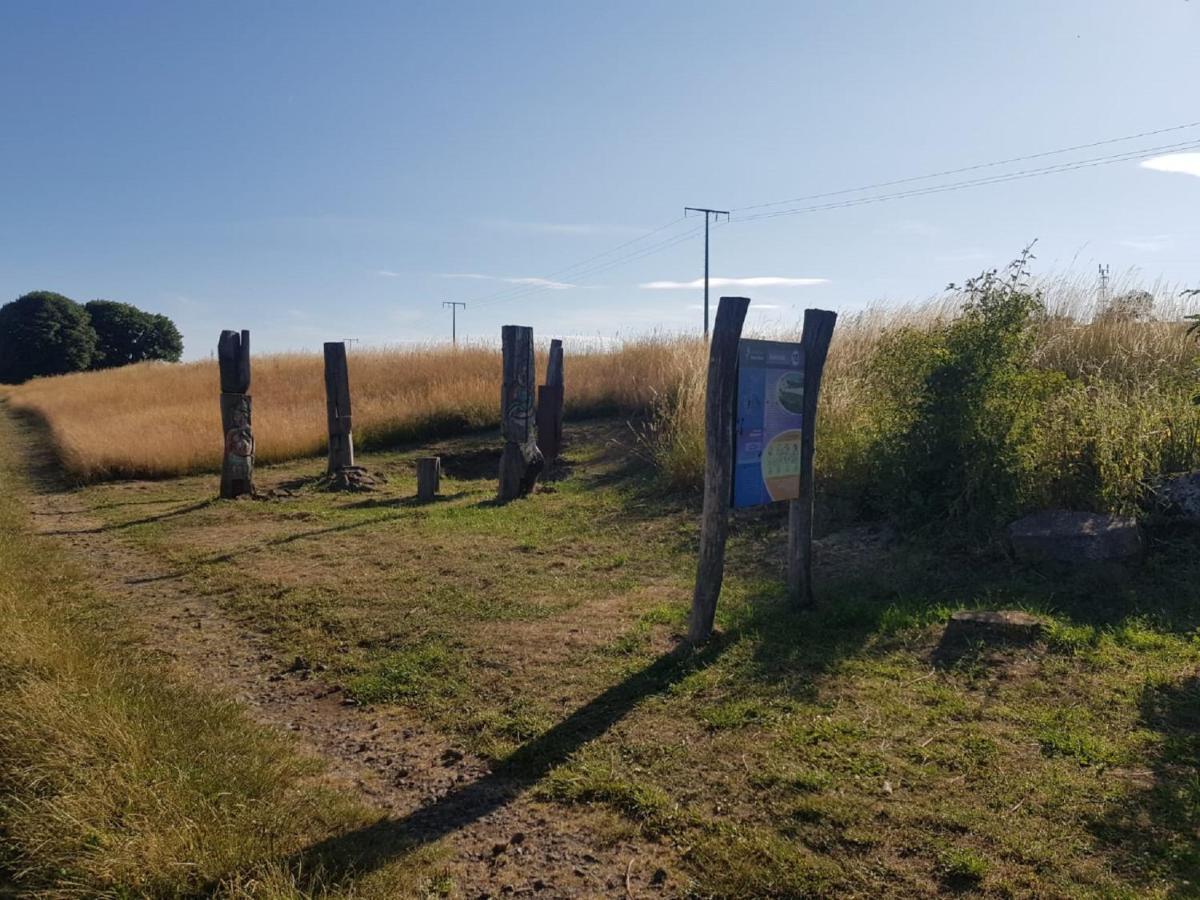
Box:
left=5, top=279, right=1198, bottom=498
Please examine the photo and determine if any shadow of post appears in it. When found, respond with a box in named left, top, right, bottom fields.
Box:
left=1091, top=674, right=1200, bottom=889
left=277, top=635, right=734, bottom=887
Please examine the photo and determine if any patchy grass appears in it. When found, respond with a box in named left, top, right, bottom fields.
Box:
left=0, top=412, right=456, bottom=897
left=24, top=418, right=1200, bottom=896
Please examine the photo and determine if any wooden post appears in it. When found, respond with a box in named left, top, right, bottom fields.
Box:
left=687, top=297, right=750, bottom=644
left=323, top=341, right=354, bottom=473
left=498, top=325, right=544, bottom=501
left=416, top=456, right=441, bottom=501
left=217, top=329, right=254, bottom=499
left=787, top=309, right=838, bottom=607
left=536, top=338, right=565, bottom=464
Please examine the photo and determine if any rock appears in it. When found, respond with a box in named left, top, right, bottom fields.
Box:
left=1007, top=509, right=1141, bottom=563
left=1157, top=471, right=1200, bottom=524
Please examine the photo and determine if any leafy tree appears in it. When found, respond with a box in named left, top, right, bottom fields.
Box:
left=84, top=300, right=184, bottom=368
left=0, top=291, right=97, bottom=383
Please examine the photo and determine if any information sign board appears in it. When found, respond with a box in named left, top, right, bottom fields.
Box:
left=732, top=339, right=805, bottom=508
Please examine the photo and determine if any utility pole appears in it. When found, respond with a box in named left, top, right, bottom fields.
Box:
left=685, top=207, right=730, bottom=338
left=1098, top=264, right=1111, bottom=308
left=442, top=301, right=466, bottom=346
left=343, top=338, right=360, bottom=351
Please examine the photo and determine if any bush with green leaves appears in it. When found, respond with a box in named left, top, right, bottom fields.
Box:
left=85, top=300, right=183, bottom=368
left=0, top=291, right=97, bottom=384
left=866, top=250, right=1053, bottom=537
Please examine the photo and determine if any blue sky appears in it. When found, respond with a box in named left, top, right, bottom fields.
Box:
left=2, top=1, right=1197, bottom=357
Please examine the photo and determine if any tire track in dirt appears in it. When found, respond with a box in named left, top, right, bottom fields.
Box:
left=10, top=416, right=682, bottom=898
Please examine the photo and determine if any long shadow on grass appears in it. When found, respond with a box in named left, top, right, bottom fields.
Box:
left=39, top=499, right=215, bottom=535
left=1090, top=673, right=1200, bottom=890
left=277, top=635, right=735, bottom=888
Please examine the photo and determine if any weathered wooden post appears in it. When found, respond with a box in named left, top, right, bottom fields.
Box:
left=536, top=338, right=565, bottom=465
left=787, top=309, right=837, bottom=607
left=687, top=297, right=750, bottom=644
left=323, top=341, right=354, bottom=474
left=498, top=325, right=544, bottom=501
left=217, top=329, right=254, bottom=499
left=416, top=456, right=441, bottom=501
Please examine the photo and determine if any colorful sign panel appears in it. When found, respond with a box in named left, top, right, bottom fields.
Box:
left=732, top=339, right=805, bottom=508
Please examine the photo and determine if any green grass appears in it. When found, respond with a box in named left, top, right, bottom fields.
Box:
left=19, top=418, right=1200, bottom=896
left=0, top=413, right=453, bottom=897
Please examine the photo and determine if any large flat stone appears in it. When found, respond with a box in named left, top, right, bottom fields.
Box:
left=1158, top=471, right=1200, bottom=524
left=1007, top=509, right=1141, bottom=563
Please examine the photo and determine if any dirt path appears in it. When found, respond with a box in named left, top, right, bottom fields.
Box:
left=10, top=416, right=680, bottom=898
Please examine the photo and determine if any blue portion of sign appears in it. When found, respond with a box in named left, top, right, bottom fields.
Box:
left=732, top=339, right=805, bottom=508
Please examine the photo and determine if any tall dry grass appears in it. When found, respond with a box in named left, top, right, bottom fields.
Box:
left=5, top=339, right=706, bottom=480
left=6, top=276, right=1198, bottom=521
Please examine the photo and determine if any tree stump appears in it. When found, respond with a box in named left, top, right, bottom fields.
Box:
left=943, top=610, right=1044, bottom=646
left=498, top=325, right=543, bottom=501
left=217, top=329, right=254, bottom=499
left=323, top=341, right=354, bottom=474
left=417, top=456, right=441, bottom=501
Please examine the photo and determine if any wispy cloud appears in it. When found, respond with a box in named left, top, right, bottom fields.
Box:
left=440, top=273, right=576, bottom=290
left=934, top=249, right=992, bottom=263
left=376, top=269, right=403, bottom=278
left=474, top=218, right=648, bottom=237
left=641, top=276, right=829, bottom=290
left=1140, top=153, right=1200, bottom=178
left=1119, top=234, right=1174, bottom=253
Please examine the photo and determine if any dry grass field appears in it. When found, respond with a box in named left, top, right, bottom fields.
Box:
left=2, top=339, right=706, bottom=481
left=8, top=278, right=1198, bottom=524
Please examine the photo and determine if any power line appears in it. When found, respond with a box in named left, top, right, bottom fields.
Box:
left=470, top=223, right=707, bottom=310
left=732, top=118, right=1200, bottom=214
left=460, top=216, right=692, bottom=307
left=733, top=137, right=1200, bottom=223
left=453, top=118, right=1200, bottom=315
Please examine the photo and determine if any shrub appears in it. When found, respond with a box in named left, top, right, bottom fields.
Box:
left=0, top=291, right=97, bottom=383
left=867, top=250, right=1049, bottom=536
left=85, top=299, right=183, bottom=368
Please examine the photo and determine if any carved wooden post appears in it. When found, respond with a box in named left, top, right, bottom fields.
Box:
left=416, top=456, right=441, bottom=501
left=536, top=338, right=565, bottom=464
left=323, top=341, right=354, bottom=473
left=787, top=309, right=837, bottom=607
left=687, top=297, right=750, bottom=644
left=498, top=325, right=543, bottom=501
left=217, top=329, right=254, bottom=499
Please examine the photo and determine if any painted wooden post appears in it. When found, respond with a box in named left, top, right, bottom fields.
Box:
left=217, top=329, right=254, bottom=499
left=498, top=325, right=544, bottom=501
left=416, top=456, right=441, bottom=501
left=787, top=309, right=838, bottom=607
left=323, top=341, right=354, bottom=473
left=536, top=338, right=565, bottom=464
left=687, top=297, right=750, bottom=644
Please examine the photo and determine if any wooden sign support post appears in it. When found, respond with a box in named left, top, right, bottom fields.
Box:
left=536, top=338, right=565, bottom=465
left=217, top=329, right=254, bottom=499
left=787, top=309, right=838, bottom=607
left=323, top=341, right=354, bottom=473
left=687, top=297, right=750, bottom=644
left=498, top=325, right=544, bottom=501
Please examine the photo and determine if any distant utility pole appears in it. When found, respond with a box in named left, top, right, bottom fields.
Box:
left=343, top=338, right=361, bottom=351
left=442, top=301, right=466, bottom=346
left=1098, top=264, right=1111, bottom=307
left=685, top=206, right=730, bottom=338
